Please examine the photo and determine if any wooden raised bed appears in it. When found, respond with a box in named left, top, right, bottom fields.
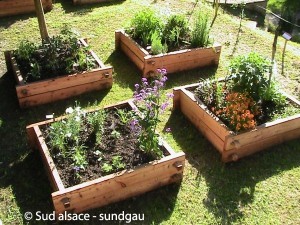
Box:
left=26, top=100, right=185, bottom=214
left=115, top=30, right=222, bottom=77
left=0, top=0, right=52, bottom=17
left=173, top=83, right=300, bottom=162
left=5, top=39, right=113, bottom=108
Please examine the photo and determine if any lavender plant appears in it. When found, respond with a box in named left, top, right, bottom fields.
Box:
left=131, top=69, right=174, bottom=159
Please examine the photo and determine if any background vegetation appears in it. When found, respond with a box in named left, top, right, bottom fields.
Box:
left=0, top=0, right=300, bottom=224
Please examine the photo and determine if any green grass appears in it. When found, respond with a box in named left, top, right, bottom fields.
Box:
left=0, top=0, right=300, bottom=224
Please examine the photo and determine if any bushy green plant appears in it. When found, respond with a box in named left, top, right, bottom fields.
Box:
left=151, top=31, right=167, bottom=55
left=227, top=52, right=271, bottom=102
left=130, top=9, right=163, bottom=46
left=191, top=12, right=210, bottom=48
left=163, top=14, right=190, bottom=47
left=14, top=28, right=97, bottom=83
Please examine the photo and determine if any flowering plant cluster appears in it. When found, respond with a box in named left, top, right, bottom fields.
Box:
left=131, top=69, right=173, bottom=159
left=213, top=92, right=261, bottom=132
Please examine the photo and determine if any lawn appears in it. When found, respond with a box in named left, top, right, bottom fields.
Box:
left=0, top=0, right=300, bottom=224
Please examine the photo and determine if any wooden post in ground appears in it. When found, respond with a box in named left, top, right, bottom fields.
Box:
left=33, top=0, right=49, bottom=41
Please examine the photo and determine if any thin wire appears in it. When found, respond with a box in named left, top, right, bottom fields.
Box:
left=256, top=5, right=300, bottom=28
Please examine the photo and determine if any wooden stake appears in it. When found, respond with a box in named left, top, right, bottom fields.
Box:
left=33, top=0, right=49, bottom=41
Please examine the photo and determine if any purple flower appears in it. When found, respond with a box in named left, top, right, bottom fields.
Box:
left=160, top=102, right=169, bottom=111
left=161, top=76, right=168, bottom=83
left=166, top=92, right=174, bottom=98
left=165, top=127, right=171, bottom=132
left=134, top=84, right=139, bottom=89
left=73, top=166, right=80, bottom=172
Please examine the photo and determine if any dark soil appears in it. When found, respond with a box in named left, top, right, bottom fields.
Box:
left=42, top=107, right=167, bottom=188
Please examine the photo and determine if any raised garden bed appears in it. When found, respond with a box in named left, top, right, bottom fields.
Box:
left=115, top=30, right=222, bottom=77
left=26, top=100, right=185, bottom=214
left=4, top=38, right=113, bottom=108
left=173, top=83, right=300, bottom=162
left=0, top=0, right=53, bottom=17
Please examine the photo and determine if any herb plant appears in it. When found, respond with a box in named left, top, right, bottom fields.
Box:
left=14, top=27, right=97, bottom=83
left=191, top=12, right=210, bottom=48
left=129, top=9, right=163, bottom=46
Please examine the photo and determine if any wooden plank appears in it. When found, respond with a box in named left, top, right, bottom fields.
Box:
left=16, top=67, right=113, bottom=98
left=79, top=39, right=105, bottom=68
left=52, top=152, right=185, bottom=214
left=119, top=31, right=149, bottom=58
left=181, top=88, right=230, bottom=140
left=18, top=77, right=113, bottom=108
left=144, top=50, right=221, bottom=76
left=179, top=89, right=224, bottom=152
left=222, top=127, right=300, bottom=162
left=120, top=42, right=145, bottom=71
left=224, top=114, right=300, bottom=151
left=0, top=0, right=52, bottom=17
left=10, top=53, right=24, bottom=85
left=29, top=126, right=65, bottom=191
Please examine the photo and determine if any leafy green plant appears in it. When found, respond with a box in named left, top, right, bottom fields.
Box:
left=130, top=9, right=163, bottom=46
left=102, top=163, right=113, bottom=173
left=227, top=52, right=271, bottom=102
left=112, top=156, right=126, bottom=170
left=116, top=109, right=132, bottom=125
left=72, top=145, right=88, bottom=169
left=151, top=31, right=167, bottom=55
left=14, top=27, right=97, bottom=83
left=191, top=12, right=210, bottom=48
left=163, top=14, right=190, bottom=47
left=111, top=130, right=121, bottom=139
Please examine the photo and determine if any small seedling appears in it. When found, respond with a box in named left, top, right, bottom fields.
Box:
left=102, top=163, right=113, bottom=173
left=112, top=156, right=126, bottom=170
left=111, top=130, right=121, bottom=139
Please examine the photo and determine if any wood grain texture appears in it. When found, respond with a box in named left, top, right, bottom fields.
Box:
left=0, top=0, right=52, bottom=17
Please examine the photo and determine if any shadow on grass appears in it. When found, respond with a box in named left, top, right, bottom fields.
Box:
left=57, top=0, right=126, bottom=15
left=105, top=50, right=141, bottom=90
left=165, top=109, right=300, bottom=224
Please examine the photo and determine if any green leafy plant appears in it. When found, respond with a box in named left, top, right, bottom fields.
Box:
left=163, top=14, right=190, bottom=47
left=14, top=27, right=97, bottom=83
left=111, top=130, right=121, bottom=139
left=112, top=156, right=126, bottom=170
left=151, top=31, right=167, bottom=55
left=116, top=109, right=132, bottom=125
left=102, top=163, right=113, bottom=173
left=191, top=12, right=210, bottom=48
left=227, top=52, right=271, bottom=102
left=130, top=9, right=163, bottom=46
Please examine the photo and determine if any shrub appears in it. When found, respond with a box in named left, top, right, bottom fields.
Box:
left=191, top=12, right=210, bottom=48
left=163, top=14, right=190, bottom=47
left=130, top=9, right=163, bottom=46
left=227, top=52, right=271, bottom=102
left=14, top=28, right=97, bottom=83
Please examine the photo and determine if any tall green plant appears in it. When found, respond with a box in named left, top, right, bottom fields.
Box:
left=191, top=12, right=210, bottom=48
left=130, top=9, right=163, bottom=46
